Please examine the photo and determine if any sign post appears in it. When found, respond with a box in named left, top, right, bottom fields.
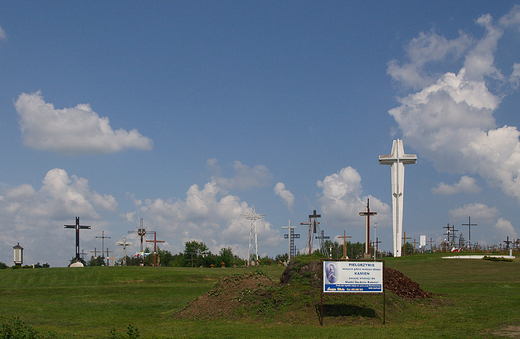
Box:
left=321, top=259, right=385, bottom=325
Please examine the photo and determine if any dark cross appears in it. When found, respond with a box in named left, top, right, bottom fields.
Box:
left=307, top=210, right=321, bottom=254
left=374, top=238, right=382, bottom=259
left=359, top=199, right=377, bottom=256
left=64, top=217, right=91, bottom=260
left=90, top=247, right=100, bottom=258
left=402, top=231, right=411, bottom=255
left=462, top=217, right=477, bottom=247
left=315, top=230, right=330, bottom=256
left=413, top=238, right=418, bottom=254
left=514, top=238, right=520, bottom=250
left=429, top=238, right=435, bottom=252
left=338, top=230, right=352, bottom=259
left=146, top=231, right=165, bottom=267
left=106, top=248, right=113, bottom=266
left=96, top=231, right=111, bottom=264
left=185, top=253, right=197, bottom=267
left=443, top=223, right=451, bottom=243
left=504, top=236, right=512, bottom=249
left=128, top=218, right=147, bottom=253
left=79, top=249, right=88, bottom=260
left=283, top=220, right=300, bottom=260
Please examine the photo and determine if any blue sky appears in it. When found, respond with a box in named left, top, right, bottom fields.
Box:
left=1, top=1, right=520, bottom=267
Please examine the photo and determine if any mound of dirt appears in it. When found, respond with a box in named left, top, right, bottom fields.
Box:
left=280, top=260, right=432, bottom=299
left=176, top=261, right=431, bottom=320
left=175, top=272, right=275, bottom=320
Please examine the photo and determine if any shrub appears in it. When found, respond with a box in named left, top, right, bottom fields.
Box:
left=0, top=316, right=56, bottom=338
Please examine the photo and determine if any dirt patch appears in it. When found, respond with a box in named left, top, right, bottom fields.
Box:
left=176, top=260, right=432, bottom=321
left=490, top=325, right=520, bottom=338
left=175, top=272, right=275, bottom=320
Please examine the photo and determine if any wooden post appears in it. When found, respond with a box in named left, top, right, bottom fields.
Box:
left=338, top=231, right=352, bottom=259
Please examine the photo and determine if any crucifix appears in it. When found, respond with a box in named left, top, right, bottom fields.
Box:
left=96, top=231, right=111, bottom=265
left=373, top=238, right=382, bottom=259
left=359, top=199, right=377, bottom=257
left=282, top=220, right=300, bottom=261
left=379, top=139, right=417, bottom=257
left=64, top=217, right=91, bottom=260
left=146, top=231, right=165, bottom=267
left=504, top=236, right=512, bottom=249
left=462, top=217, right=477, bottom=247
left=128, top=218, right=147, bottom=253
left=304, top=210, right=321, bottom=254
left=402, top=231, right=411, bottom=255
left=443, top=223, right=451, bottom=243
left=338, top=230, right=352, bottom=259
left=117, top=237, right=132, bottom=266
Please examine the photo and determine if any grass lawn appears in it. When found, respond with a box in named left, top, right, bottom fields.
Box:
left=0, top=253, right=519, bottom=338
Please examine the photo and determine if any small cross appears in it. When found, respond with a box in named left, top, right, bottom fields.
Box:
left=359, top=199, right=377, bottom=256
left=402, top=231, right=411, bottom=255
left=146, top=231, right=165, bottom=267
left=338, top=230, right=352, bottom=259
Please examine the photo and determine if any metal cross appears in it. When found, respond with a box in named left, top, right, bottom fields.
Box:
left=64, top=217, right=91, bottom=260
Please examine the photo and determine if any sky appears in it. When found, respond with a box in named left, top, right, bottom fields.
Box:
left=1, top=1, right=520, bottom=267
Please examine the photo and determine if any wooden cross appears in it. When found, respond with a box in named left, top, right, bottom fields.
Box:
left=146, top=231, right=165, bottom=267
left=307, top=210, right=321, bottom=254
left=429, top=238, right=435, bottom=252
left=504, top=236, right=512, bottom=249
left=64, top=217, right=91, bottom=260
left=402, top=231, right=411, bottom=255
left=106, top=248, right=113, bottom=266
left=107, top=255, right=117, bottom=266
left=79, top=249, right=88, bottom=260
left=338, top=230, right=352, bottom=259
left=462, top=216, right=477, bottom=247
left=413, top=238, right=418, bottom=254
left=374, top=237, right=382, bottom=259
left=90, top=247, right=100, bottom=258
left=443, top=223, right=451, bottom=242
left=359, top=199, right=377, bottom=256
left=96, top=231, right=111, bottom=264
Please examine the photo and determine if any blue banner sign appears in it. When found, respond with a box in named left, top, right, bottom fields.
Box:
left=323, top=261, right=383, bottom=293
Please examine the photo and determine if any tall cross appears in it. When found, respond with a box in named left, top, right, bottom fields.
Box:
left=307, top=210, right=321, bottom=254
left=128, top=218, right=147, bottom=253
left=338, top=230, right=352, bottom=259
left=282, top=220, right=299, bottom=261
left=106, top=248, right=113, bottom=266
left=504, top=236, right=512, bottom=249
left=241, top=205, right=266, bottom=262
left=117, top=237, right=132, bottom=266
left=379, top=139, right=417, bottom=257
left=96, top=231, right=111, bottom=264
left=64, top=217, right=91, bottom=260
left=90, top=247, right=100, bottom=258
left=402, top=231, right=411, bottom=255
left=374, top=238, right=382, bottom=259
left=429, top=238, right=435, bottom=252
left=462, top=217, right=477, bottom=247
left=359, top=199, right=377, bottom=256
left=315, top=230, right=330, bottom=255
left=443, top=223, right=451, bottom=243
left=146, top=231, right=165, bottom=267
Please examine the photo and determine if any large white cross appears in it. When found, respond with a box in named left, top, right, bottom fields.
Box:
left=379, top=139, right=417, bottom=257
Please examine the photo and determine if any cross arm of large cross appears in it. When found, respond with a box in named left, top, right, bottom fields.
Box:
left=379, top=139, right=417, bottom=165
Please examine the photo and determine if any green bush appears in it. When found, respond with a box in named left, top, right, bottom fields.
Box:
left=109, top=325, right=140, bottom=339
left=0, top=262, right=8, bottom=269
left=0, top=317, right=56, bottom=339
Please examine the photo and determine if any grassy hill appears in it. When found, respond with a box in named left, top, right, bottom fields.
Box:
left=0, top=254, right=519, bottom=338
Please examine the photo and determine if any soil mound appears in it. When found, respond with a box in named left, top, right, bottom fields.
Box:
left=176, top=260, right=431, bottom=320
left=280, top=260, right=432, bottom=299
left=175, top=272, right=275, bottom=320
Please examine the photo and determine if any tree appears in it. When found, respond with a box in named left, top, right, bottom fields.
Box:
left=183, top=241, right=209, bottom=267
left=218, top=247, right=234, bottom=267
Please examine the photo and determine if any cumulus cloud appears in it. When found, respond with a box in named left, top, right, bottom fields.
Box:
left=448, top=203, right=499, bottom=223
left=432, top=175, right=481, bottom=195
left=14, top=92, right=153, bottom=154
left=492, top=218, right=518, bottom=243
left=274, top=182, right=295, bottom=211
left=388, top=7, right=520, bottom=204
left=0, top=24, right=6, bottom=41
left=0, top=168, right=118, bottom=266
left=317, top=167, right=390, bottom=228
left=207, top=158, right=272, bottom=190
left=124, top=179, right=280, bottom=258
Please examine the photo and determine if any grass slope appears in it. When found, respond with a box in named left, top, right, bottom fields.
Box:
left=0, top=254, right=518, bottom=338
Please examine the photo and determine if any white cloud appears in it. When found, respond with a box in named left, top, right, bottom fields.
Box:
left=492, top=218, right=518, bottom=243
left=432, top=175, right=481, bottom=195
left=0, top=168, right=118, bottom=266
left=14, top=92, right=153, bottom=154
left=274, top=182, right=295, bottom=211
left=0, top=24, right=6, bottom=41
left=448, top=203, right=499, bottom=223
left=317, top=167, right=390, bottom=228
left=208, top=159, right=272, bottom=190
left=388, top=7, right=520, bottom=204
left=126, top=179, right=280, bottom=259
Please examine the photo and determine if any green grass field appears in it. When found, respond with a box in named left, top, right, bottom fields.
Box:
left=0, top=253, right=519, bottom=338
